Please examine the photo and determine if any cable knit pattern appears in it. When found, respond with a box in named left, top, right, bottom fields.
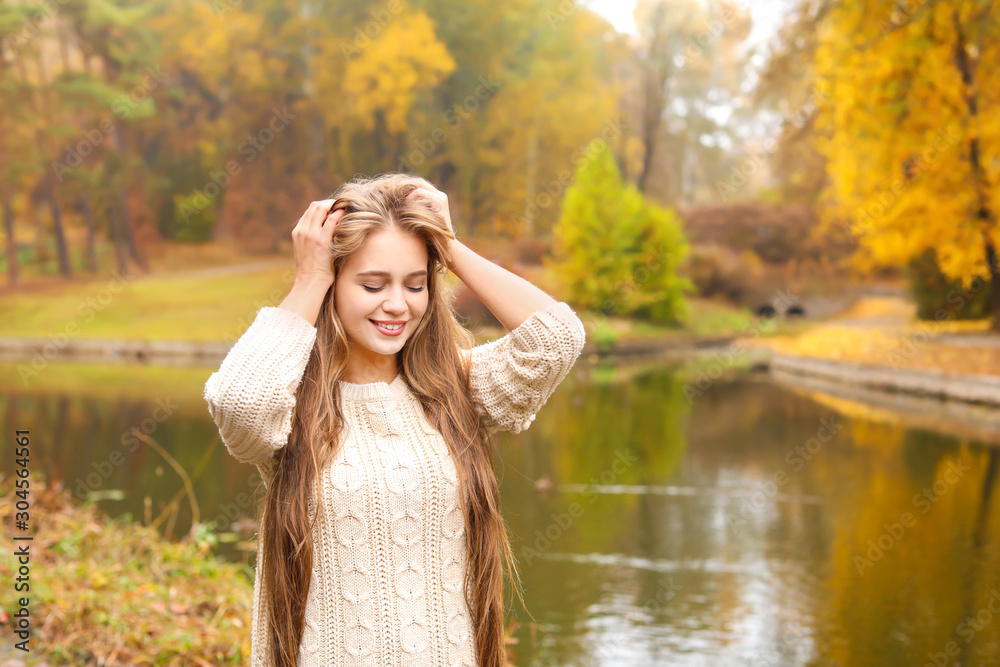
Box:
left=203, top=300, right=586, bottom=666
left=204, top=306, right=318, bottom=476
left=460, top=301, right=587, bottom=436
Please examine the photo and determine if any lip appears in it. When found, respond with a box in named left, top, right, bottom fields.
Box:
left=370, top=319, right=406, bottom=336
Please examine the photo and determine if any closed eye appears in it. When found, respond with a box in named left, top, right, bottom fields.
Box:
left=363, top=285, right=424, bottom=292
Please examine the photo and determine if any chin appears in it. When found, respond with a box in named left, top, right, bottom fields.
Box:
left=370, top=334, right=408, bottom=351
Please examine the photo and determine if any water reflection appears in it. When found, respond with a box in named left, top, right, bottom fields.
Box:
left=0, top=362, right=263, bottom=561
left=495, top=364, right=1000, bottom=666
left=0, top=360, right=998, bottom=665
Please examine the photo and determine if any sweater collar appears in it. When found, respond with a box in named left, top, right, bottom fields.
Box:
left=337, top=373, right=410, bottom=401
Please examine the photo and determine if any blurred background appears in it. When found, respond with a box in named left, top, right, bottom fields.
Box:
left=1, top=0, right=1000, bottom=664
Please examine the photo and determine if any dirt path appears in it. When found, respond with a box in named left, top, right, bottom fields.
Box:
left=150, top=259, right=292, bottom=281
left=815, top=292, right=1000, bottom=346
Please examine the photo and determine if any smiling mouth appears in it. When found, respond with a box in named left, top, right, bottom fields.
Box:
left=370, top=319, right=406, bottom=334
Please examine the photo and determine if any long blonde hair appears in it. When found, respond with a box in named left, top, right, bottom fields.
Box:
left=259, top=173, right=523, bottom=666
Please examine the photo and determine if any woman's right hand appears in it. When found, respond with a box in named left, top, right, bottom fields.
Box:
left=291, top=199, right=343, bottom=288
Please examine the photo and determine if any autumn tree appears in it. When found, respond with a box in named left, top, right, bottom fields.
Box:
left=812, top=0, right=1000, bottom=327
left=0, top=0, right=634, bottom=276
left=2, top=1, right=75, bottom=278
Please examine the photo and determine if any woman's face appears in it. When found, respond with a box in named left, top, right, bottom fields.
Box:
left=334, top=227, right=429, bottom=366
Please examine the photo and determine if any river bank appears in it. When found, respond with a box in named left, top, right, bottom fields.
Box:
left=0, top=252, right=836, bottom=366
left=4, top=288, right=995, bottom=415
left=0, top=331, right=743, bottom=367
left=744, top=295, right=1000, bottom=408
left=0, top=472, right=254, bottom=666
left=768, top=352, right=1000, bottom=405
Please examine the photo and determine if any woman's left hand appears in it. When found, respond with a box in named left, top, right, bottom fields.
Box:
left=406, top=183, right=455, bottom=240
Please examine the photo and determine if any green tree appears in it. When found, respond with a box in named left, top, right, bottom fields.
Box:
left=548, top=139, right=694, bottom=324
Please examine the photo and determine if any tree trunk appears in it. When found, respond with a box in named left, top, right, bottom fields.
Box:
left=45, top=171, right=73, bottom=277
left=111, top=128, right=148, bottom=272
left=19, top=46, right=71, bottom=278
left=523, top=104, right=540, bottom=239
left=117, top=180, right=147, bottom=271
left=79, top=195, right=98, bottom=273
left=987, top=240, right=1000, bottom=332
left=34, top=200, right=47, bottom=267
left=952, top=10, right=997, bottom=329
left=2, top=186, right=17, bottom=286
left=108, top=202, right=129, bottom=278
left=637, top=1, right=671, bottom=194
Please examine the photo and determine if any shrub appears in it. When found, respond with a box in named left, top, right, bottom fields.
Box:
left=685, top=243, right=765, bottom=304
left=548, top=139, right=694, bottom=325
left=590, top=319, right=619, bottom=353
left=514, top=235, right=550, bottom=265
left=172, top=191, right=216, bottom=243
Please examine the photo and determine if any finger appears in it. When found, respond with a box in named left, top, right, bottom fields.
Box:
left=307, top=199, right=336, bottom=226
left=408, top=190, right=439, bottom=208
left=308, top=199, right=333, bottom=212
left=409, top=187, right=441, bottom=199
left=322, top=208, right=344, bottom=230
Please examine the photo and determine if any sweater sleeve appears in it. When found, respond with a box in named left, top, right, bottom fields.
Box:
left=461, top=301, right=586, bottom=436
left=203, top=306, right=318, bottom=468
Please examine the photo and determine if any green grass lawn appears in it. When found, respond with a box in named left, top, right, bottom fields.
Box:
left=597, top=297, right=816, bottom=344
left=0, top=266, right=298, bottom=342
left=0, top=263, right=812, bottom=345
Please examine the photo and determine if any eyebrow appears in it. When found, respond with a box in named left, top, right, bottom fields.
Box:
left=356, top=270, right=428, bottom=278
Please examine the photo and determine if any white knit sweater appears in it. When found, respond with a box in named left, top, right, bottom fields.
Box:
left=203, top=301, right=586, bottom=666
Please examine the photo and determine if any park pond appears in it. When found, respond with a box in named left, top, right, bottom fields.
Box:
left=0, top=357, right=998, bottom=666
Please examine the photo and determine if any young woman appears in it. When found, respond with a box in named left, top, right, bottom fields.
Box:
left=204, top=173, right=586, bottom=667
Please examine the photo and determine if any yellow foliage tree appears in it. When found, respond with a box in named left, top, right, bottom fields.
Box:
left=813, top=0, right=1000, bottom=327
left=341, top=10, right=456, bottom=134
left=0, top=0, right=635, bottom=279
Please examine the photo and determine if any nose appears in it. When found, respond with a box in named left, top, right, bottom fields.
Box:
left=381, top=286, right=407, bottom=315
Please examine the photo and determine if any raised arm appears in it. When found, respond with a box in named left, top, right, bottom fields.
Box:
left=446, top=239, right=558, bottom=331
left=204, top=199, right=340, bottom=473
left=448, top=235, right=586, bottom=434
left=404, top=185, right=587, bottom=435
left=460, top=301, right=586, bottom=435
left=204, top=305, right=318, bottom=467
left=405, top=185, right=560, bottom=331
